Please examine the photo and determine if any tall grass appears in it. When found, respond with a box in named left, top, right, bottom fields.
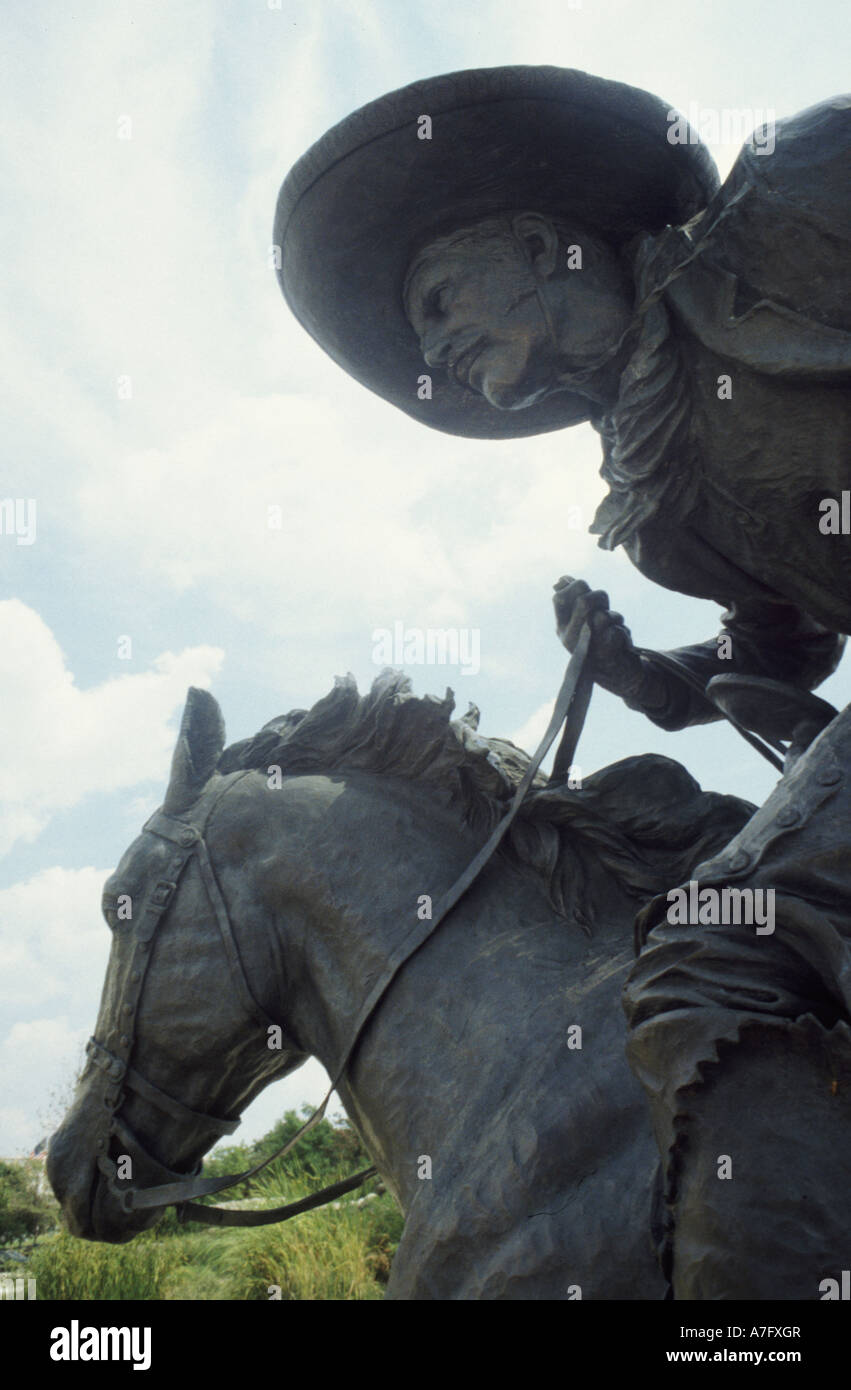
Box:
left=29, top=1225, right=190, bottom=1300
left=28, top=1162, right=402, bottom=1301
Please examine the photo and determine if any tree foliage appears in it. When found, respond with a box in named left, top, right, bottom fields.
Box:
left=199, top=1107, right=374, bottom=1198
left=0, top=1159, right=57, bottom=1242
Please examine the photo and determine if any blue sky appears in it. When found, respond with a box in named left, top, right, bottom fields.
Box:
left=1, top=0, right=848, bottom=1156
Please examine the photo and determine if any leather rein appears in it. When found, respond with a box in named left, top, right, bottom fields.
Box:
left=89, top=629, right=596, bottom=1228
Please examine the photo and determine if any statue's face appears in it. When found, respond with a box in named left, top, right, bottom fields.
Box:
left=403, top=237, right=561, bottom=411
left=403, top=215, right=636, bottom=412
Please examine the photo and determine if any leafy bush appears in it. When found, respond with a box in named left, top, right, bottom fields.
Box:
left=248, top=1107, right=372, bottom=1177
left=198, top=1107, right=373, bottom=1197
left=0, top=1159, right=58, bottom=1243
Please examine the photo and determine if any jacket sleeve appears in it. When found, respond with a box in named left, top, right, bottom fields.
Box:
left=621, top=599, right=845, bottom=732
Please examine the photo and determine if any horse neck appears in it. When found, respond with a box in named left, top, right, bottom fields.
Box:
left=221, top=769, right=633, bottom=1211
left=271, top=769, right=498, bottom=1071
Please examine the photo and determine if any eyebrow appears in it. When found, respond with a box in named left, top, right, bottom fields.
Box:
left=404, top=260, right=452, bottom=324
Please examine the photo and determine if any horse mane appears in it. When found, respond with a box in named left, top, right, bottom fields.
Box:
left=217, top=670, right=754, bottom=927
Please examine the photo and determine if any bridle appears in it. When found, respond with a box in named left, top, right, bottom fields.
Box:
left=89, top=767, right=383, bottom=1227
left=89, top=628, right=783, bottom=1229
left=87, top=773, right=305, bottom=1222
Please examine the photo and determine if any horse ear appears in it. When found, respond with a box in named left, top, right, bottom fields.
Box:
left=163, top=687, right=226, bottom=813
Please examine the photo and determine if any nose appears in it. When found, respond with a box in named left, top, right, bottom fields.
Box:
left=421, top=327, right=453, bottom=369
left=48, top=1120, right=160, bottom=1243
left=47, top=1120, right=97, bottom=1238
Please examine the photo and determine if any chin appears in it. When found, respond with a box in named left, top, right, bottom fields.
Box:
left=480, top=379, right=549, bottom=411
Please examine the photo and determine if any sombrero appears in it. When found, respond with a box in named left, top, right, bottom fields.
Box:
left=274, top=65, right=719, bottom=439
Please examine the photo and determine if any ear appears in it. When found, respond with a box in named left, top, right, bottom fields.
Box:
left=163, top=687, right=226, bottom=814
left=510, top=212, right=560, bottom=280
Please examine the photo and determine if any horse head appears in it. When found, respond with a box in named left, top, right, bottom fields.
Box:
left=47, top=687, right=308, bottom=1242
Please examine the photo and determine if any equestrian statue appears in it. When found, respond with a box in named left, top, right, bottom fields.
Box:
left=49, top=66, right=851, bottom=1299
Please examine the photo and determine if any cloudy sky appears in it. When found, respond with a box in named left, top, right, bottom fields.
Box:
left=1, top=0, right=848, bottom=1158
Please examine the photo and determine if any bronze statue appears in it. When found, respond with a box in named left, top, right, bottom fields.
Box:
left=271, top=67, right=851, bottom=1297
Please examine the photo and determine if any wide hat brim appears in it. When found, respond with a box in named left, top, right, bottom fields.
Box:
left=274, top=66, right=719, bottom=440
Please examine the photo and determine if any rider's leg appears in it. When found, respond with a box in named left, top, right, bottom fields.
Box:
left=623, top=705, right=851, bottom=1299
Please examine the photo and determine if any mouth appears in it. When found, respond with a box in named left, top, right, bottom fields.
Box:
left=448, top=340, right=485, bottom=386
left=48, top=1116, right=165, bottom=1243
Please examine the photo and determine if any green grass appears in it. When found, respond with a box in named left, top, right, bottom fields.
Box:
left=28, top=1225, right=190, bottom=1300
left=27, top=1164, right=403, bottom=1301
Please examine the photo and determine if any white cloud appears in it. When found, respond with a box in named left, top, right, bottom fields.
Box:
left=0, top=865, right=116, bottom=1154
left=508, top=700, right=557, bottom=763
left=72, top=390, right=606, bottom=639
left=0, top=867, right=110, bottom=1013
left=0, top=1015, right=91, bottom=1158
left=0, top=0, right=609, bottom=658
left=0, top=601, right=223, bottom=856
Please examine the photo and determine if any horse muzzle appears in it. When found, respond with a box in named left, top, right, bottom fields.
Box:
left=47, top=1092, right=163, bottom=1243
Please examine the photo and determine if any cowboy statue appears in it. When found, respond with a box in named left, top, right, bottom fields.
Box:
left=274, top=66, right=851, bottom=1299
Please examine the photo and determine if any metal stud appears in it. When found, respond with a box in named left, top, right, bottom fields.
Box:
left=816, top=766, right=842, bottom=786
